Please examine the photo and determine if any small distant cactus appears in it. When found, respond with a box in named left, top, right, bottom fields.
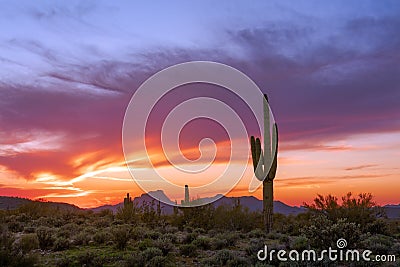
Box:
left=250, top=94, right=278, bottom=233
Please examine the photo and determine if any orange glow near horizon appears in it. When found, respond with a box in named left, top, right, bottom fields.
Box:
left=1, top=132, right=399, bottom=208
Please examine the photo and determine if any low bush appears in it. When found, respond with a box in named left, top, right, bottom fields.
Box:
left=142, top=247, right=163, bottom=261
left=73, top=231, right=91, bottom=246
left=93, top=230, right=112, bottom=244
left=154, top=238, right=173, bottom=256
left=179, top=243, right=197, bottom=257
left=193, top=236, right=212, bottom=250
left=112, top=226, right=130, bottom=250
left=138, top=238, right=153, bottom=251
left=183, top=232, right=198, bottom=244
left=53, top=237, right=70, bottom=251
left=210, top=237, right=228, bottom=250
left=36, top=226, right=54, bottom=250
left=18, top=233, right=40, bottom=253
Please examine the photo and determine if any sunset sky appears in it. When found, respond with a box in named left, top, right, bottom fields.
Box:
left=0, top=1, right=399, bottom=208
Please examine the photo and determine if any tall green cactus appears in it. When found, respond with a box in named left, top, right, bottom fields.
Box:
left=250, top=94, right=278, bottom=233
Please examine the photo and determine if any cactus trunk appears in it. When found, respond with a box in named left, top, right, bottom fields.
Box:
left=263, top=179, right=273, bottom=232
left=250, top=94, right=278, bottom=233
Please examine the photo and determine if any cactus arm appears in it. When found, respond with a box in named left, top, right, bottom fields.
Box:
left=268, top=123, right=278, bottom=181
left=250, top=136, right=257, bottom=171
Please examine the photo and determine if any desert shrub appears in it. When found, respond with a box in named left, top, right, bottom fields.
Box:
left=184, top=226, right=193, bottom=233
left=180, top=243, right=197, bottom=257
left=278, top=233, right=290, bottom=246
left=193, top=236, right=212, bottom=250
left=290, top=235, right=309, bottom=251
left=210, top=237, right=228, bottom=250
left=61, top=223, right=80, bottom=235
left=365, top=218, right=388, bottom=235
left=360, top=234, right=394, bottom=255
left=7, top=252, right=38, bottom=267
left=148, top=255, right=168, bottom=267
left=183, top=232, right=198, bottom=244
left=36, top=226, right=54, bottom=249
left=112, top=226, right=130, bottom=250
left=77, top=251, right=94, bottom=266
left=138, top=238, right=154, bottom=251
left=265, top=231, right=286, bottom=240
left=8, top=221, right=23, bottom=233
left=248, top=228, right=265, bottom=238
left=73, top=231, right=91, bottom=246
left=145, top=230, right=161, bottom=240
left=227, top=256, right=250, bottom=267
left=193, top=227, right=206, bottom=234
left=165, top=225, right=178, bottom=233
left=56, top=228, right=71, bottom=238
left=131, top=226, right=147, bottom=240
left=117, top=202, right=140, bottom=223
left=390, top=242, right=400, bottom=256
left=77, top=251, right=104, bottom=267
left=245, top=238, right=264, bottom=257
left=55, top=256, right=72, bottom=267
left=162, top=233, right=178, bottom=243
left=53, top=237, right=70, bottom=251
left=302, top=215, right=361, bottom=249
left=123, top=252, right=145, bottom=267
left=221, top=232, right=240, bottom=246
left=214, top=249, right=235, bottom=265
left=93, top=230, right=112, bottom=244
left=305, top=192, right=383, bottom=232
left=154, top=238, right=173, bottom=255
left=18, top=233, right=39, bottom=253
left=142, top=247, right=163, bottom=261
left=94, top=218, right=112, bottom=228
left=0, top=228, right=37, bottom=267
left=23, top=226, right=35, bottom=233
left=83, top=226, right=97, bottom=235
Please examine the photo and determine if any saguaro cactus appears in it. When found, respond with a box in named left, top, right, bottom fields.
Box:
left=250, top=94, right=278, bottom=233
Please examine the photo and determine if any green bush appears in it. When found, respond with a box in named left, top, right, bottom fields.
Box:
left=179, top=243, right=197, bottom=257
left=131, top=226, right=147, bottom=240
left=360, top=234, right=394, bottom=255
left=112, top=226, right=130, bottom=250
left=8, top=221, right=23, bottom=233
left=290, top=235, right=309, bottom=251
left=123, top=252, right=145, bottom=267
left=302, top=215, right=361, bottom=249
left=162, top=233, right=178, bottom=243
left=210, top=237, right=228, bottom=250
left=73, top=231, right=91, bottom=246
left=148, top=255, right=168, bottom=267
left=145, top=230, right=161, bottom=240
left=248, top=228, right=265, bottom=238
left=183, top=232, right=198, bottom=244
left=55, top=256, right=72, bottom=267
left=77, top=251, right=104, bottom=266
left=93, top=230, right=112, bottom=244
left=53, top=237, right=70, bottom=251
left=214, top=249, right=235, bottom=265
left=18, top=233, right=40, bottom=253
left=154, top=238, right=173, bottom=255
left=142, top=247, right=163, bottom=261
left=36, top=226, right=54, bottom=250
left=138, top=238, right=153, bottom=251
left=193, top=236, right=212, bottom=250
left=23, top=226, right=35, bottom=233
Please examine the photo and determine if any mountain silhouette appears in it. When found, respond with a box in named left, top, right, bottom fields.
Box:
left=91, top=190, right=306, bottom=215
left=1, top=193, right=399, bottom=218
